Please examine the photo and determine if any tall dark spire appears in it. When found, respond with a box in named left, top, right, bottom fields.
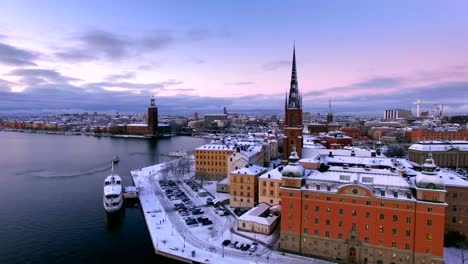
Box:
left=288, top=43, right=301, bottom=109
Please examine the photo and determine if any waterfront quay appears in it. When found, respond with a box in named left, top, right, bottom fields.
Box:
left=131, top=161, right=331, bottom=264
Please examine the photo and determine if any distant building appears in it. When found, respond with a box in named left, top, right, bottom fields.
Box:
left=148, top=96, right=158, bottom=135
left=384, top=109, right=412, bottom=120
left=203, top=114, right=228, bottom=131
left=194, top=144, right=234, bottom=180
left=326, top=99, right=333, bottom=123
left=408, top=141, right=468, bottom=168
left=405, top=127, right=467, bottom=143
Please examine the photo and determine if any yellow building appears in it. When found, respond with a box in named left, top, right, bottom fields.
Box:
left=195, top=144, right=235, bottom=180
left=229, top=164, right=267, bottom=208
left=258, top=166, right=283, bottom=206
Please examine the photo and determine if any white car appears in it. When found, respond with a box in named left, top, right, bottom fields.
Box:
left=249, top=245, right=257, bottom=252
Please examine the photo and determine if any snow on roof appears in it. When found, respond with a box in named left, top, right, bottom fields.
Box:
left=409, top=141, right=468, bottom=152
left=232, top=164, right=267, bottom=175
left=302, top=148, right=380, bottom=159
left=259, top=166, right=283, bottom=180
left=436, top=169, right=468, bottom=187
left=324, top=155, right=394, bottom=167
left=306, top=166, right=412, bottom=195
left=238, top=203, right=278, bottom=225
left=196, top=144, right=236, bottom=151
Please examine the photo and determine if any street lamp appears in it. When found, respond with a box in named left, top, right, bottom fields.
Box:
left=183, top=235, right=186, bottom=248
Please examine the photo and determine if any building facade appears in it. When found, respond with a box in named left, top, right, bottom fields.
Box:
left=279, top=153, right=446, bottom=264
left=283, top=46, right=303, bottom=162
left=258, top=166, right=283, bottom=206
left=384, top=109, right=412, bottom=120
left=408, top=141, right=468, bottom=168
left=406, top=127, right=467, bottom=143
left=229, top=165, right=267, bottom=208
left=195, top=144, right=235, bottom=180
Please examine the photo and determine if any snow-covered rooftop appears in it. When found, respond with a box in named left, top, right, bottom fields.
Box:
left=238, top=203, right=278, bottom=225
left=232, top=164, right=267, bottom=175
left=409, top=141, right=468, bottom=152
left=259, top=166, right=283, bottom=180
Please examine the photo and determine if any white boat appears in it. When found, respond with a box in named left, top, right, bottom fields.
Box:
left=168, top=150, right=187, bottom=157
left=103, top=164, right=123, bottom=213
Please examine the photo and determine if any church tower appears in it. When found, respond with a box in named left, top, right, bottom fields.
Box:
left=326, top=98, right=333, bottom=123
left=283, top=45, right=303, bottom=163
left=148, top=96, right=158, bottom=135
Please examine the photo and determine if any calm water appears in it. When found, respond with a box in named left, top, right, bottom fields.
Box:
left=0, top=131, right=209, bottom=264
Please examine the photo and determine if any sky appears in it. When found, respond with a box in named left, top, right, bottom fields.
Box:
left=0, top=0, right=467, bottom=116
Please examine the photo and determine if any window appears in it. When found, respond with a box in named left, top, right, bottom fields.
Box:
left=327, top=186, right=331, bottom=191
left=338, top=221, right=343, bottom=227
left=362, top=177, right=373, bottom=183
left=326, top=208, right=331, bottom=213
left=428, top=207, right=433, bottom=212
left=392, top=241, right=397, bottom=247
left=453, top=206, right=457, bottom=212
left=315, top=206, right=320, bottom=212
left=379, top=225, right=384, bottom=233
left=270, top=182, right=274, bottom=187
left=380, top=202, right=385, bottom=207
left=393, top=215, right=398, bottom=222
left=405, top=243, right=410, bottom=250
left=314, top=229, right=319, bottom=235
left=380, top=213, right=385, bottom=220
left=289, top=202, right=293, bottom=209
left=289, top=192, right=293, bottom=197
left=365, top=224, right=369, bottom=231
left=338, top=233, right=343, bottom=239
left=340, top=175, right=350, bottom=181
left=393, top=191, right=398, bottom=198
left=406, top=193, right=412, bottom=199
left=270, top=190, right=274, bottom=196
left=365, top=237, right=369, bottom=243
left=427, top=233, right=432, bottom=240
left=339, top=208, right=344, bottom=215
left=454, top=193, right=458, bottom=199
left=314, top=218, right=319, bottom=224
left=304, top=228, right=308, bottom=234
left=405, top=230, right=411, bottom=237
left=263, top=181, right=266, bottom=186
left=325, top=231, right=330, bottom=238
left=366, top=201, right=371, bottom=206
left=392, top=228, right=397, bottom=235
left=304, top=194, right=309, bottom=199
left=326, top=219, right=330, bottom=226
left=452, top=216, right=457, bottom=223
left=406, top=217, right=412, bottom=224
left=304, top=204, right=309, bottom=210
left=352, top=199, right=357, bottom=204
left=366, top=212, right=371, bottom=218
left=427, top=219, right=432, bottom=226
left=316, top=185, right=321, bottom=190
left=380, top=190, right=385, bottom=196
left=352, top=210, right=357, bottom=216
left=326, top=196, right=331, bottom=201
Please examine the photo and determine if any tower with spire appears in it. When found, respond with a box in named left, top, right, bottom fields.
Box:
left=283, top=44, right=303, bottom=163
left=147, top=95, right=158, bottom=135
left=326, top=98, right=333, bottom=123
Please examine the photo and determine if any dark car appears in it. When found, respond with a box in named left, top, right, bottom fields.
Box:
left=222, top=239, right=231, bottom=247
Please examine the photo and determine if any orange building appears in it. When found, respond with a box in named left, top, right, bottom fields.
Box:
left=406, top=127, right=467, bottom=143
left=280, top=151, right=446, bottom=264
left=229, top=164, right=267, bottom=208
left=258, top=165, right=283, bottom=206
left=195, top=144, right=235, bottom=180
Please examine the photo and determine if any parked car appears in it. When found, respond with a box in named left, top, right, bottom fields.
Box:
left=222, top=239, right=231, bottom=247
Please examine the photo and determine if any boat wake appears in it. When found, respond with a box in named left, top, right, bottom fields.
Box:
left=17, top=163, right=113, bottom=178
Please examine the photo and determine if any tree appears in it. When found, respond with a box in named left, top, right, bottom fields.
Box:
left=385, top=144, right=407, bottom=158
left=160, top=163, right=169, bottom=182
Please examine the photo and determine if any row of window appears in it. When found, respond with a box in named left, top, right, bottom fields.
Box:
left=301, top=193, right=414, bottom=209
left=196, top=161, right=226, bottom=166
left=232, top=191, right=252, bottom=197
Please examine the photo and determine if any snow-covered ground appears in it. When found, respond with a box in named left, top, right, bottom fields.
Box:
left=444, top=247, right=467, bottom=264
left=131, top=161, right=332, bottom=264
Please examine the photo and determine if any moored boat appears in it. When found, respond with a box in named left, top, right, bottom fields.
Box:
left=103, top=164, right=123, bottom=213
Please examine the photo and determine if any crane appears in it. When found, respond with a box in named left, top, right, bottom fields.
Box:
left=412, top=99, right=436, bottom=118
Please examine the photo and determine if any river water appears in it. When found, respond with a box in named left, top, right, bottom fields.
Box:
left=0, top=131, right=209, bottom=264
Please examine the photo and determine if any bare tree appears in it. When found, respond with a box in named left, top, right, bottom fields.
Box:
left=456, top=242, right=468, bottom=264
left=160, top=163, right=169, bottom=182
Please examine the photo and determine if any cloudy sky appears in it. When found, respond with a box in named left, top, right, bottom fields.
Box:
left=0, top=0, right=467, bottom=115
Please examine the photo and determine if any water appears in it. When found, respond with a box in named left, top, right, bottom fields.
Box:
left=0, top=131, right=209, bottom=264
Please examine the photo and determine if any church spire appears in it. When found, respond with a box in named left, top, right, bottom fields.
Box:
left=287, top=43, right=301, bottom=109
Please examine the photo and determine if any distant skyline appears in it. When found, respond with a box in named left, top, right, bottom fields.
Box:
left=0, top=0, right=467, bottom=115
